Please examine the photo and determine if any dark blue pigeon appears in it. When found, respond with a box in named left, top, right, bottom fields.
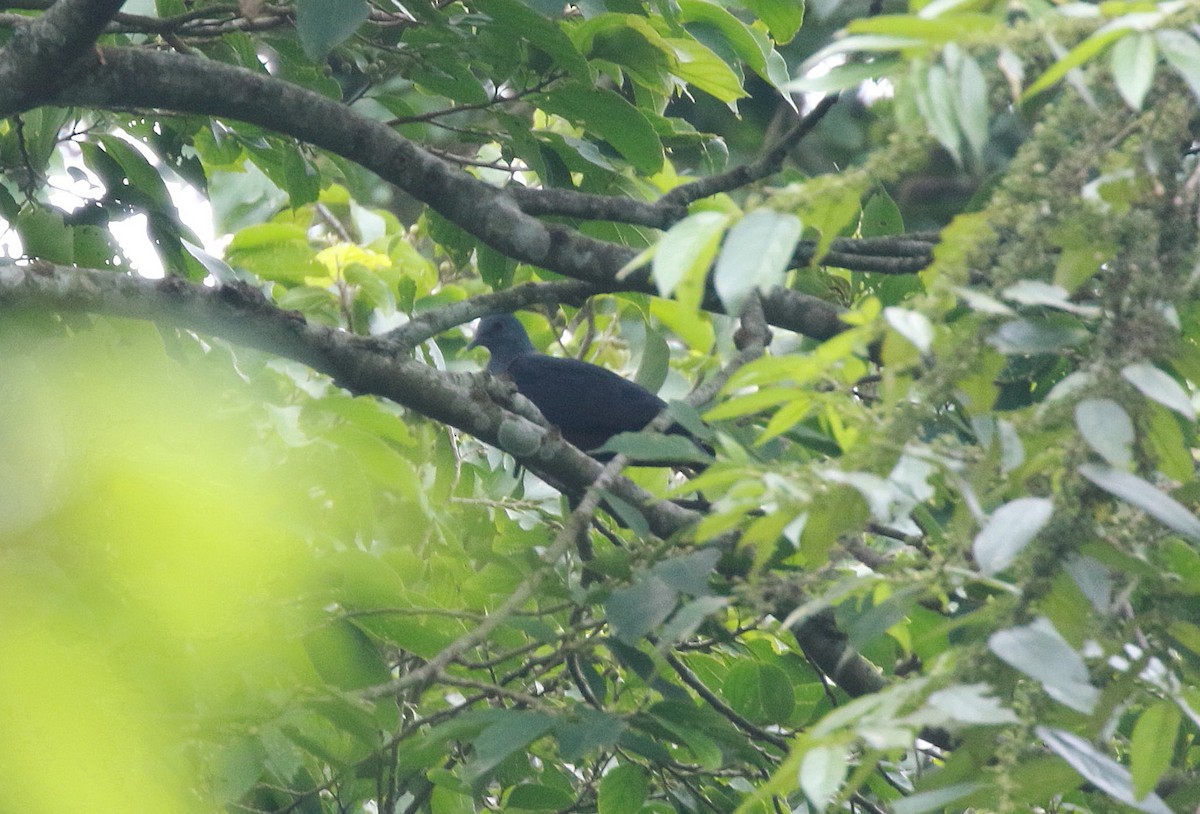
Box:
left=469, top=314, right=704, bottom=460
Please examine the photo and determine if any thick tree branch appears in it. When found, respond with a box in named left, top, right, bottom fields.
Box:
left=0, top=262, right=693, bottom=538
left=0, top=0, right=125, bottom=111
left=0, top=262, right=884, bottom=702
left=5, top=45, right=851, bottom=341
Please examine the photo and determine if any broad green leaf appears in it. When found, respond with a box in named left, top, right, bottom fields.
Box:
left=474, top=0, right=591, bottom=79
left=884, top=307, right=933, bottom=354
left=466, top=712, right=557, bottom=780
left=1002, top=280, right=1101, bottom=317
left=723, top=661, right=796, bottom=725
left=595, top=432, right=714, bottom=464
left=648, top=704, right=724, bottom=769
left=988, top=318, right=1088, bottom=354
left=652, top=211, right=728, bottom=312
left=1079, top=464, right=1200, bottom=542
left=294, top=0, right=370, bottom=58
left=1037, top=727, right=1173, bottom=814
left=537, top=82, right=664, bottom=174
left=916, top=62, right=963, bottom=163
left=16, top=207, right=74, bottom=264
left=1157, top=29, right=1200, bottom=100
left=891, top=784, right=982, bottom=814
left=973, top=497, right=1053, bottom=576
left=1121, top=362, right=1196, bottom=420
left=679, top=0, right=770, bottom=74
left=665, top=36, right=748, bottom=103
left=1110, top=32, right=1157, bottom=110
left=743, top=0, right=804, bottom=43
left=97, top=135, right=174, bottom=212
left=598, top=764, right=649, bottom=814
left=226, top=223, right=325, bottom=283
left=988, top=617, right=1099, bottom=713
left=713, top=210, right=803, bottom=315
left=606, top=575, right=678, bottom=643
left=860, top=190, right=904, bottom=237
left=651, top=548, right=720, bottom=596
left=926, top=684, right=1019, bottom=724
left=1130, top=701, right=1181, bottom=799
left=508, top=783, right=575, bottom=811
left=1075, top=398, right=1135, bottom=468
left=799, top=743, right=849, bottom=811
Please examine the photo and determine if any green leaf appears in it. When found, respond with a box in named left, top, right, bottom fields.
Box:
left=1037, top=727, right=1173, bottom=814
left=537, top=82, right=664, bottom=174
left=958, top=55, right=989, bottom=160
left=1110, top=32, right=1157, bottom=110
left=1157, top=29, right=1200, bottom=100
left=474, top=0, right=591, bottom=79
left=634, top=326, right=670, bottom=393
left=294, top=0, right=370, bottom=58
left=1022, top=26, right=1128, bottom=101
left=891, top=784, right=983, bottom=814
left=467, top=712, right=557, bottom=781
left=973, top=497, right=1053, bottom=576
left=799, top=743, right=849, bottom=811
left=743, top=0, right=804, bottom=43
left=652, top=211, right=728, bottom=312
left=664, top=36, right=748, bottom=104
left=16, top=207, right=73, bottom=264
left=1079, top=464, right=1200, bottom=543
left=1130, top=701, right=1181, bottom=799
left=926, top=684, right=1019, bottom=725
left=508, top=783, right=576, bottom=810
left=226, top=223, right=325, bottom=283
left=594, top=432, right=714, bottom=464
left=860, top=191, right=904, bottom=237
left=916, top=62, right=963, bottom=163
left=988, top=617, right=1099, bottom=713
left=606, top=575, right=678, bottom=643
left=598, top=764, right=649, bottom=814
left=1075, top=398, right=1135, bottom=468
left=884, top=307, right=933, bottom=354
left=97, top=135, right=174, bottom=212
left=723, top=661, right=796, bottom=725
left=988, top=318, right=1088, bottom=354
left=713, top=210, right=803, bottom=315
left=1121, top=362, right=1196, bottom=420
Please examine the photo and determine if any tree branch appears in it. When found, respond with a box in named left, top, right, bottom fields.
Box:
left=9, top=45, right=852, bottom=341
left=0, top=261, right=883, bottom=703
left=0, top=0, right=126, bottom=111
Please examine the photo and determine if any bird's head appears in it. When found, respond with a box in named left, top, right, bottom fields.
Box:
left=468, top=313, right=537, bottom=373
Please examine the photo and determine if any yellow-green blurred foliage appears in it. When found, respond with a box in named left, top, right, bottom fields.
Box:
left=0, top=317, right=378, bottom=811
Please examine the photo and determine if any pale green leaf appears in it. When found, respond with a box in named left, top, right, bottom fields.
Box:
left=799, top=743, right=849, bottom=811
left=1079, top=464, right=1200, bottom=542
left=1037, top=727, right=1173, bottom=814
left=1122, top=362, right=1196, bottom=420
left=653, top=211, right=729, bottom=312
left=1110, top=32, right=1158, bottom=110
left=973, top=497, right=1053, bottom=576
left=1075, top=398, right=1135, bottom=468
left=1157, top=29, right=1200, bottom=100
left=988, top=617, right=1099, bottom=713
left=713, top=210, right=803, bottom=315
left=1130, top=701, right=1181, bottom=799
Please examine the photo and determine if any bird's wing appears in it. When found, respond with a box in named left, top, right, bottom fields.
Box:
left=508, top=355, right=667, bottom=437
